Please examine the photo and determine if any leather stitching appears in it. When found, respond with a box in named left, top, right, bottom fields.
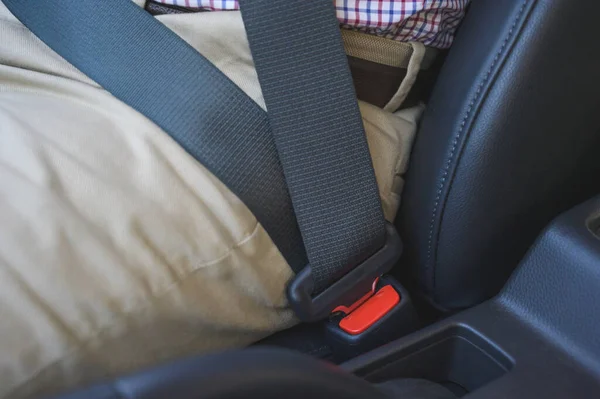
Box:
left=425, top=0, right=532, bottom=296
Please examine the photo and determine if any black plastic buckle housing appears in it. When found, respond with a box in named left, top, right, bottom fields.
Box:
left=287, top=223, right=402, bottom=322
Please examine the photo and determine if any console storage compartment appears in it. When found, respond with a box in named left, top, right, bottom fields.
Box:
left=362, top=325, right=512, bottom=394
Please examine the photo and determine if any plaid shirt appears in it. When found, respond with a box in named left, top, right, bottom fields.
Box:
left=156, top=1, right=469, bottom=49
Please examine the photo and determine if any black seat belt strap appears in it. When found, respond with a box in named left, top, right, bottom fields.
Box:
left=2, top=0, right=402, bottom=322
left=238, top=0, right=387, bottom=291
left=238, top=1, right=400, bottom=317
left=0, top=0, right=308, bottom=274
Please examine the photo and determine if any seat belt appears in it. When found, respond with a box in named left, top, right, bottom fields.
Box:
left=236, top=0, right=400, bottom=320
left=1, top=0, right=307, bottom=276
left=237, top=0, right=386, bottom=291
left=2, top=0, right=401, bottom=321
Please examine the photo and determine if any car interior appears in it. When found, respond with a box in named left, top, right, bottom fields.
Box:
left=3, top=0, right=600, bottom=398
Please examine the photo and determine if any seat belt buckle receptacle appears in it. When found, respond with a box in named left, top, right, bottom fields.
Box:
left=338, top=284, right=401, bottom=335
left=326, top=275, right=419, bottom=361
left=287, top=223, right=402, bottom=323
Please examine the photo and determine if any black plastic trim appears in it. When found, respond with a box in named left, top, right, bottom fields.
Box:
left=346, top=195, right=600, bottom=398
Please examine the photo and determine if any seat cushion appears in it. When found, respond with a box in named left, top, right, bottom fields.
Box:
left=0, top=5, right=421, bottom=398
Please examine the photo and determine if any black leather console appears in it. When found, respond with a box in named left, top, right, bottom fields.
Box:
left=350, top=195, right=600, bottom=398
left=396, top=0, right=600, bottom=310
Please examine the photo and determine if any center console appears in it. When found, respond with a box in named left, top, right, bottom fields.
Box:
left=343, top=196, right=600, bottom=398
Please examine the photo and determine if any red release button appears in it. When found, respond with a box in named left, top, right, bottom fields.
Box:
left=338, top=285, right=400, bottom=335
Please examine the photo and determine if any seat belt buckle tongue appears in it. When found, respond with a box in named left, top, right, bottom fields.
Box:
left=287, top=223, right=402, bottom=323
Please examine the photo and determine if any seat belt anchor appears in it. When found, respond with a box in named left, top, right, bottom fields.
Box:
left=287, top=223, right=402, bottom=322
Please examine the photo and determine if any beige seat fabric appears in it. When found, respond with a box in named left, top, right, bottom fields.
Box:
left=0, top=4, right=422, bottom=398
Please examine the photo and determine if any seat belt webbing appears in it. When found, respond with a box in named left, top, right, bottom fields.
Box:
left=238, top=0, right=386, bottom=292
left=1, top=0, right=308, bottom=274
left=2, top=0, right=387, bottom=296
